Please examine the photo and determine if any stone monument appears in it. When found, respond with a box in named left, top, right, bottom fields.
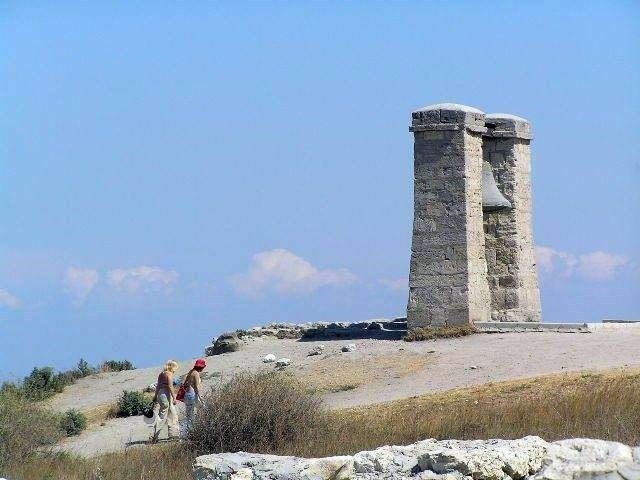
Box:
left=407, top=103, right=541, bottom=329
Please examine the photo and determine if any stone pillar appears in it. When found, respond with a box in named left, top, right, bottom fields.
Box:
left=407, top=104, right=491, bottom=328
left=482, top=114, right=541, bottom=322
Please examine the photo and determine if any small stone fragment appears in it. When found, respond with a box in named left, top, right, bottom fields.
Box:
left=275, top=357, right=291, bottom=368
left=262, top=354, right=276, bottom=363
left=307, top=345, right=325, bottom=356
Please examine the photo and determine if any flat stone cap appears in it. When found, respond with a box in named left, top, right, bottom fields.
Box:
left=486, top=113, right=529, bottom=122
left=415, top=103, right=484, bottom=114
left=485, top=112, right=532, bottom=139
left=412, top=102, right=485, bottom=130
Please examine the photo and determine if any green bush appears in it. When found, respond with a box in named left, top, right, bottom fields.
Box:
left=76, top=358, right=96, bottom=377
left=101, top=359, right=135, bottom=372
left=186, top=371, right=326, bottom=454
left=60, top=409, right=87, bottom=436
left=0, top=391, right=62, bottom=467
left=116, top=390, right=151, bottom=417
left=22, top=367, right=68, bottom=400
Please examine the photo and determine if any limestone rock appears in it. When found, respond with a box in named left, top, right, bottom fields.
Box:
left=205, top=332, right=242, bottom=356
left=342, top=343, right=357, bottom=353
left=262, top=354, right=276, bottom=363
left=193, top=437, right=640, bottom=480
left=417, top=436, right=548, bottom=480
left=307, top=345, right=325, bottom=356
left=275, top=357, right=291, bottom=368
left=144, top=382, right=157, bottom=393
left=193, top=451, right=353, bottom=480
left=532, top=438, right=636, bottom=480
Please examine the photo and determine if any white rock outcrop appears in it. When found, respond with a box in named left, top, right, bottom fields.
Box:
left=193, top=437, right=640, bottom=480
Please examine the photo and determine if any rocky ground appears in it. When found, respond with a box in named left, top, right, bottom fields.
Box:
left=49, top=321, right=640, bottom=457
left=193, top=436, right=640, bottom=480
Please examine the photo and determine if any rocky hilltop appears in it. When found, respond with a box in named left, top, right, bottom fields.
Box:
left=194, top=436, right=640, bottom=480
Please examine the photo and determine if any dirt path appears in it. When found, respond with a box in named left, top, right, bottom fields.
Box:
left=52, top=324, right=640, bottom=456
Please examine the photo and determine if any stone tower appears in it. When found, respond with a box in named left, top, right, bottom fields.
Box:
left=407, top=104, right=491, bottom=327
left=407, top=103, right=541, bottom=329
left=483, top=114, right=541, bottom=322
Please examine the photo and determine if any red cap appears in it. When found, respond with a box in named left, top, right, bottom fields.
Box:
left=194, top=358, right=206, bottom=369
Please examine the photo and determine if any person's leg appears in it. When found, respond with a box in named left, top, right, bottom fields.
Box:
left=181, top=390, right=196, bottom=438
left=153, top=394, right=169, bottom=442
left=167, top=402, right=179, bottom=438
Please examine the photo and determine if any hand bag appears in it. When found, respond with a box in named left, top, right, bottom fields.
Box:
left=176, top=383, right=186, bottom=402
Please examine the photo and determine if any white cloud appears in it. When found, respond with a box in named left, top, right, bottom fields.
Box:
left=379, top=278, right=408, bottom=292
left=0, top=288, right=21, bottom=309
left=107, top=266, right=179, bottom=293
left=535, top=246, right=628, bottom=282
left=230, top=249, right=356, bottom=296
left=535, top=246, right=576, bottom=275
left=576, top=251, right=628, bottom=281
left=64, top=267, right=99, bottom=304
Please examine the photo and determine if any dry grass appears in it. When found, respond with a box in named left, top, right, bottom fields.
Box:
left=291, top=367, right=640, bottom=457
left=0, top=392, right=63, bottom=465
left=299, top=352, right=431, bottom=393
left=403, top=324, right=478, bottom=342
left=3, top=445, right=194, bottom=480
left=186, top=371, right=325, bottom=455
left=4, top=367, right=639, bottom=479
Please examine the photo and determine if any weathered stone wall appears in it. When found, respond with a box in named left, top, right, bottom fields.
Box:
left=483, top=114, right=541, bottom=322
left=194, top=436, right=640, bottom=480
left=407, top=104, right=491, bottom=328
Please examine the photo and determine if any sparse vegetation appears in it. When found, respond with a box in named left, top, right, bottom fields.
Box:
left=77, top=358, right=97, bottom=377
left=294, top=367, right=640, bottom=458
left=2, top=368, right=638, bottom=479
left=101, top=359, right=135, bottom=372
left=186, top=371, right=326, bottom=454
left=402, top=324, right=478, bottom=342
left=21, top=366, right=69, bottom=400
left=60, top=409, right=88, bottom=436
left=0, top=391, right=63, bottom=468
left=116, top=390, right=152, bottom=417
left=1, top=358, right=135, bottom=402
left=2, top=445, right=194, bottom=480
left=328, top=382, right=359, bottom=393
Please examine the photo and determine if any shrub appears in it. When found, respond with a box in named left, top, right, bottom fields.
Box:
left=76, top=358, right=96, bottom=377
left=101, top=359, right=135, bottom=372
left=22, top=366, right=68, bottom=400
left=0, top=391, right=62, bottom=467
left=116, top=390, right=151, bottom=417
left=403, top=324, right=478, bottom=342
left=186, top=371, right=326, bottom=454
left=0, top=380, right=24, bottom=397
left=60, top=409, right=88, bottom=436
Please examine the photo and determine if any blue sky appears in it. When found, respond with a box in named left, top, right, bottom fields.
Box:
left=1, top=1, right=639, bottom=380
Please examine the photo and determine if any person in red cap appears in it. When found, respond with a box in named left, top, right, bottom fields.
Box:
left=182, top=358, right=207, bottom=428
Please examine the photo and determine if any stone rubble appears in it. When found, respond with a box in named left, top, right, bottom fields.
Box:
left=193, top=436, right=640, bottom=480
left=205, top=332, right=242, bottom=356
left=203, top=319, right=408, bottom=356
